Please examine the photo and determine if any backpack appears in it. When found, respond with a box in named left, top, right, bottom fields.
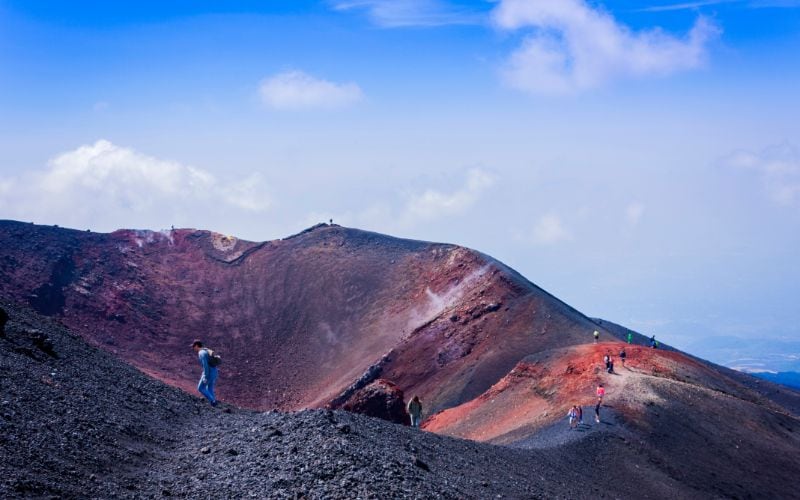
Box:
left=204, top=348, right=222, bottom=367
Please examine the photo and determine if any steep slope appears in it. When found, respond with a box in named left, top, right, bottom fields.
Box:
left=0, top=220, right=608, bottom=412
left=0, top=302, right=699, bottom=499
left=424, top=341, right=800, bottom=499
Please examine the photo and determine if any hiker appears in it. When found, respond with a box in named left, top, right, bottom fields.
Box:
left=596, top=383, right=605, bottom=401
left=594, top=399, right=601, bottom=423
left=608, top=357, right=615, bottom=374
left=626, top=332, right=632, bottom=344
left=407, top=395, right=423, bottom=428
left=593, top=330, right=600, bottom=343
left=576, top=404, right=584, bottom=425
left=603, top=353, right=610, bottom=371
left=650, top=335, right=657, bottom=349
left=192, top=340, right=218, bottom=406
left=568, top=406, right=578, bottom=429
left=0, top=306, right=8, bottom=338
left=619, top=348, right=627, bottom=367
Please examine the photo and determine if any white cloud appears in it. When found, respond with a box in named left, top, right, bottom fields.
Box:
left=725, top=143, right=800, bottom=206
left=626, top=202, right=646, bottom=227
left=259, top=70, right=364, bottom=110
left=297, top=169, right=495, bottom=233
left=637, top=1, right=735, bottom=12
left=492, top=0, right=720, bottom=94
left=403, top=168, right=495, bottom=221
left=332, top=0, right=482, bottom=28
left=531, top=213, right=570, bottom=245
left=0, top=140, right=271, bottom=231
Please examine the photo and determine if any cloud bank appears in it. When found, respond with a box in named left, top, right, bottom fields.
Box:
left=259, top=71, right=364, bottom=110
left=0, top=140, right=271, bottom=231
left=725, top=143, right=800, bottom=207
left=493, top=0, right=720, bottom=94
left=403, top=168, right=495, bottom=221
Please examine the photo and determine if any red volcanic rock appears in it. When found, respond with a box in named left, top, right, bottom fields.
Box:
left=0, top=220, right=613, bottom=412
left=338, top=379, right=410, bottom=425
left=425, top=341, right=795, bottom=444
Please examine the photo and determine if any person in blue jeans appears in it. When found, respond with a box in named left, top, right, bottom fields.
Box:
left=192, top=340, right=218, bottom=406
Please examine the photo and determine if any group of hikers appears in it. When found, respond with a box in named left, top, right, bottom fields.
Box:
left=189, top=328, right=663, bottom=434
left=594, top=329, right=659, bottom=349
left=574, top=330, right=663, bottom=429
left=567, top=383, right=605, bottom=428
left=567, top=383, right=606, bottom=429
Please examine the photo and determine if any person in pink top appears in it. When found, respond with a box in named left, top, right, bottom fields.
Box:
left=595, top=384, right=605, bottom=423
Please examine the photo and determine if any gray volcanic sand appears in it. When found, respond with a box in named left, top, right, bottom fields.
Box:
left=1, top=302, right=698, bottom=499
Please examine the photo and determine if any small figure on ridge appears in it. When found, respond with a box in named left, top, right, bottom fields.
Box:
left=568, top=405, right=578, bottom=429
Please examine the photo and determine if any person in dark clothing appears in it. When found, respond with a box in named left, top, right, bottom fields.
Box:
left=594, top=399, right=601, bottom=424
left=0, top=306, right=8, bottom=338
left=619, top=348, right=627, bottom=367
left=650, top=335, right=657, bottom=349
left=407, top=396, right=423, bottom=428
left=608, top=357, right=615, bottom=374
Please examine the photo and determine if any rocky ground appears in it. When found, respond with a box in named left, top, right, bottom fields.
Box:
left=1, top=301, right=719, bottom=500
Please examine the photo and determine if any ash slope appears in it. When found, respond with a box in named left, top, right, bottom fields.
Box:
left=1, top=302, right=696, bottom=500
left=0, top=220, right=608, bottom=414
left=425, top=342, right=800, bottom=499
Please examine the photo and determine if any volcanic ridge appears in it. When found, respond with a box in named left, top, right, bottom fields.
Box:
left=1, top=220, right=799, bottom=499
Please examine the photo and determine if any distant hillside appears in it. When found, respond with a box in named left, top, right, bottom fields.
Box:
left=752, top=371, right=800, bottom=390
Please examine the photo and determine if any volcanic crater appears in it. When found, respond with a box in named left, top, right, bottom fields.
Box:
left=2, top=220, right=799, bottom=499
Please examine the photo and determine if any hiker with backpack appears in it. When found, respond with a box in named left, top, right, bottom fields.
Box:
left=192, top=340, right=221, bottom=407
left=650, top=335, right=657, bottom=349
left=407, top=395, right=423, bottom=428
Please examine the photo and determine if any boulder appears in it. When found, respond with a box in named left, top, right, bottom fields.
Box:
left=340, top=379, right=410, bottom=425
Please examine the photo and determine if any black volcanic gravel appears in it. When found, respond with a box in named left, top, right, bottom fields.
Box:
left=0, top=302, right=720, bottom=499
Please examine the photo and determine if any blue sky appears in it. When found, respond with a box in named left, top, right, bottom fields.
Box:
left=1, top=0, right=799, bottom=372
